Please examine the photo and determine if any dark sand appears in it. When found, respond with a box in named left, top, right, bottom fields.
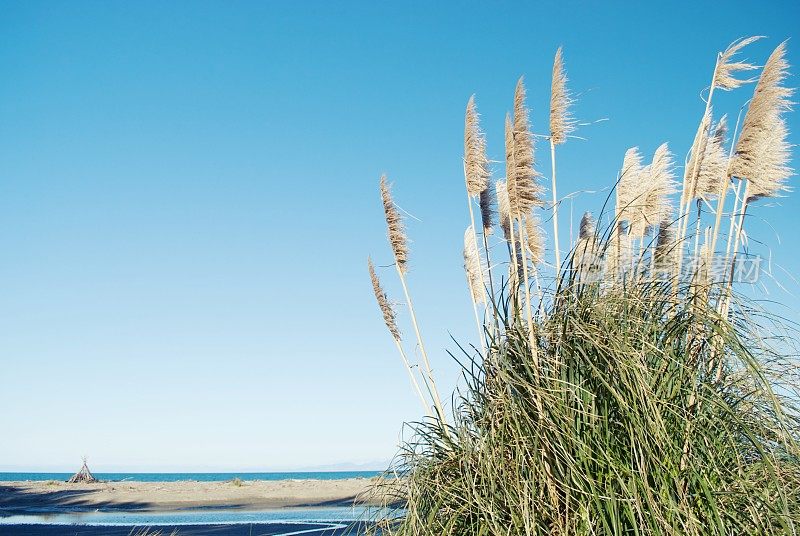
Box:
left=0, top=522, right=373, bottom=535
left=0, top=479, right=379, bottom=513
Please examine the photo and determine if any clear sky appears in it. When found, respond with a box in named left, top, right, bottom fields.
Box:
left=1, top=1, right=798, bottom=471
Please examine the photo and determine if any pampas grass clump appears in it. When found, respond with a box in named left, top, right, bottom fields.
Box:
left=366, top=37, right=798, bottom=535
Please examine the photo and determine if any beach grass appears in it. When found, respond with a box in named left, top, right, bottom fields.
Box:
left=367, top=37, right=799, bottom=534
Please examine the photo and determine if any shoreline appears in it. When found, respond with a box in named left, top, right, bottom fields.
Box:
left=0, top=478, right=383, bottom=515
left=0, top=523, right=371, bottom=536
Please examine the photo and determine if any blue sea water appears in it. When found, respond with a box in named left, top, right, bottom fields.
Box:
left=0, top=471, right=382, bottom=482
left=0, top=506, right=391, bottom=524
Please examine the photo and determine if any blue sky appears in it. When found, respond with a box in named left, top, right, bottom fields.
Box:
left=1, top=1, right=798, bottom=471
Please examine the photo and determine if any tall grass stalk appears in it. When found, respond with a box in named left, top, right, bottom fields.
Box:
left=549, top=46, right=574, bottom=270
left=379, top=175, right=448, bottom=425
left=464, top=96, right=491, bottom=306
left=369, top=258, right=431, bottom=416
left=679, top=37, right=761, bottom=271
left=464, top=226, right=488, bottom=356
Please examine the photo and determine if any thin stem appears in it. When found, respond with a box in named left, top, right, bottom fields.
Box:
left=711, top=180, right=743, bottom=313
left=714, top=182, right=750, bottom=384
left=532, top=268, right=545, bottom=318
left=727, top=182, right=750, bottom=290
left=692, top=200, right=703, bottom=267
left=508, top=212, right=521, bottom=311
left=393, top=339, right=433, bottom=418
left=676, top=56, right=720, bottom=275
left=649, top=233, right=657, bottom=279
left=481, top=230, right=500, bottom=336
left=517, top=216, right=540, bottom=369
left=720, top=105, right=746, bottom=282
left=465, top=272, right=488, bottom=357
left=724, top=180, right=744, bottom=278
left=396, top=266, right=448, bottom=427
left=707, top=173, right=732, bottom=268
left=550, top=140, right=561, bottom=270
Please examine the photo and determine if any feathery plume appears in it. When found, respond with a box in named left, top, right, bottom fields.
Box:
left=380, top=175, right=409, bottom=273
left=746, top=118, right=792, bottom=201
left=507, top=78, right=544, bottom=218
left=523, top=213, right=545, bottom=265
left=730, top=42, right=794, bottom=201
left=464, top=95, right=490, bottom=197
left=714, top=36, right=763, bottom=91
left=696, top=116, right=729, bottom=200
left=605, top=225, right=630, bottom=279
left=684, top=109, right=712, bottom=203
left=550, top=47, right=575, bottom=145
left=504, top=113, right=514, bottom=182
left=615, top=147, right=644, bottom=222
left=368, top=258, right=401, bottom=341
left=496, top=180, right=512, bottom=241
left=503, top=112, right=516, bottom=221
left=654, top=223, right=677, bottom=273
left=644, top=143, right=678, bottom=227
left=463, top=226, right=484, bottom=304
left=629, top=144, right=676, bottom=238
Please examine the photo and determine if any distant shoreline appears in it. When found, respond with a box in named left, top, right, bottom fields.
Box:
left=0, top=470, right=383, bottom=483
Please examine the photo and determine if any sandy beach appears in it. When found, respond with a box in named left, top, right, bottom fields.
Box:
left=0, top=478, right=382, bottom=514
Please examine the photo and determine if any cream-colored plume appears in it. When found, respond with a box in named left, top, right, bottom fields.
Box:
left=496, top=180, right=512, bottom=240
left=504, top=112, right=514, bottom=182
left=464, top=95, right=490, bottom=197
left=615, top=147, right=644, bottom=223
left=714, top=36, right=763, bottom=91
left=463, top=226, right=485, bottom=304
left=730, top=42, right=793, bottom=201
left=550, top=47, right=574, bottom=145
left=523, top=213, right=545, bottom=265
left=507, top=78, right=544, bottom=218
left=684, top=109, right=712, bottom=203
left=605, top=225, right=630, bottom=278
left=368, top=258, right=401, bottom=341
left=380, top=175, right=409, bottom=273
left=629, top=144, right=676, bottom=238
left=745, top=118, right=792, bottom=201
left=644, top=143, right=678, bottom=228
left=696, top=116, right=729, bottom=200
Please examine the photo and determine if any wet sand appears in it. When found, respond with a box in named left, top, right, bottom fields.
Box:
left=0, top=479, right=380, bottom=514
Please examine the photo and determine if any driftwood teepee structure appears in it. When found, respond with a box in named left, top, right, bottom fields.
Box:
left=67, top=457, right=98, bottom=483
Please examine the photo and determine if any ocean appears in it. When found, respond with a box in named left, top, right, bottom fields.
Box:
left=0, top=506, right=388, bottom=534
left=0, top=471, right=382, bottom=482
